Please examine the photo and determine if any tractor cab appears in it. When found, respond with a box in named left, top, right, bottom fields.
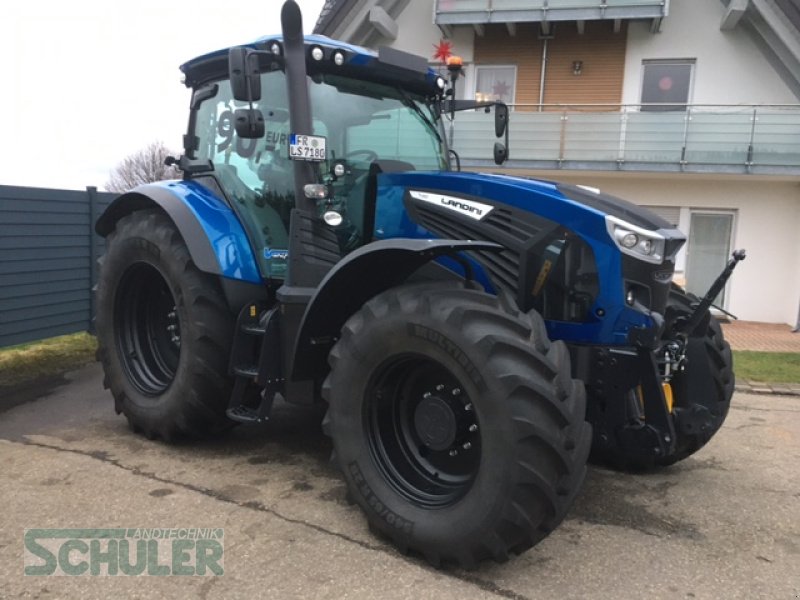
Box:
left=179, top=34, right=508, bottom=280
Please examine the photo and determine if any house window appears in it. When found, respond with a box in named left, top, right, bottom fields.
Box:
left=640, top=60, right=695, bottom=111
left=686, top=211, right=735, bottom=306
left=474, top=65, right=516, bottom=105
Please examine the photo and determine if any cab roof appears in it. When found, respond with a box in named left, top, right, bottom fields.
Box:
left=180, top=34, right=441, bottom=96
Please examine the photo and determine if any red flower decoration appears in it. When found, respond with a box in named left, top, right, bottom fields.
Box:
left=433, top=39, right=454, bottom=63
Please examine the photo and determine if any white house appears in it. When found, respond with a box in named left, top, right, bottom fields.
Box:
left=315, top=0, right=800, bottom=326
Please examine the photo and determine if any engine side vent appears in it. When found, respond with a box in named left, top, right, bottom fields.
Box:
left=287, top=209, right=341, bottom=287
left=414, top=205, right=522, bottom=298
left=484, top=208, right=543, bottom=243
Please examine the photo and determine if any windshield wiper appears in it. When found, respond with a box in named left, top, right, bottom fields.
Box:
left=396, top=88, right=442, bottom=145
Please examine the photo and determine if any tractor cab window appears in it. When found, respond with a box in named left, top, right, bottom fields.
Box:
left=193, top=70, right=446, bottom=278
left=194, top=71, right=297, bottom=279
left=307, top=75, right=446, bottom=253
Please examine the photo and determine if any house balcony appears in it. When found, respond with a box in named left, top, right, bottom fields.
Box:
left=450, top=104, right=800, bottom=175
left=434, top=0, right=669, bottom=26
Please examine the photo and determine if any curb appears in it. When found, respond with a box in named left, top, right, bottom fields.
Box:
left=734, top=381, right=800, bottom=396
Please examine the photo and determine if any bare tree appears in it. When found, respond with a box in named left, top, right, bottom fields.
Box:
left=105, top=141, right=180, bottom=193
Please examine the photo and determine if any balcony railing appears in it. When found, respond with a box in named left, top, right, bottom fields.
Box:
left=450, top=104, right=800, bottom=174
left=434, top=0, right=669, bottom=25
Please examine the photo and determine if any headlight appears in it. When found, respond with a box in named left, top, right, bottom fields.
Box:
left=606, top=216, right=666, bottom=264
left=617, top=231, right=638, bottom=249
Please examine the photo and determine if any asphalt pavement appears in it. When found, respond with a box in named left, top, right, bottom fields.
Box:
left=1, top=363, right=798, bottom=599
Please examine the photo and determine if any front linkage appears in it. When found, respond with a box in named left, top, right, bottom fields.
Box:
left=579, top=250, right=745, bottom=466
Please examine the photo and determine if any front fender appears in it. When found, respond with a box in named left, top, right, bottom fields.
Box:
left=95, top=180, right=261, bottom=284
left=289, top=238, right=502, bottom=380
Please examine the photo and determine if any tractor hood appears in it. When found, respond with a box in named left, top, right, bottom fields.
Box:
left=373, top=170, right=686, bottom=346
left=375, top=170, right=684, bottom=252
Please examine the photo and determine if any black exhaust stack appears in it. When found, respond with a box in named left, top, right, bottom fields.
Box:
left=281, top=0, right=317, bottom=214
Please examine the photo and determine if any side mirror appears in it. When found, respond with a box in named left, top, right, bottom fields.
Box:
left=493, top=142, right=507, bottom=165
left=234, top=108, right=265, bottom=139
left=495, top=103, right=508, bottom=138
left=229, top=47, right=262, bottom=102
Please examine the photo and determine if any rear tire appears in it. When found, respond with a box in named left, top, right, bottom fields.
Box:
left=95, top=209, right=234, bottom=440
left=322, top=282, right=591, bottom=567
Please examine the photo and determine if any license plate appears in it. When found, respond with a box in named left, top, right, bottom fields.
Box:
left=288, top=134, right=327, bottom=162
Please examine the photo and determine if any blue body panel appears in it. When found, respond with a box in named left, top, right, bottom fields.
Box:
left=152, top=180, right=262, bottom=284
left=373, top=171, right=654, bottom=346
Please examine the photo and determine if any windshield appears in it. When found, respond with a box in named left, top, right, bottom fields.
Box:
left=193, top=70, right=446, bottom=278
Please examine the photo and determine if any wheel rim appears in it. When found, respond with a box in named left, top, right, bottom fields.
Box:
left=364, top=355, right=481, bottom=508
left=114, top=263, right=181, bottom=396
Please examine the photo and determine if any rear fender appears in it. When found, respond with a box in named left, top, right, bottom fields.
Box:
left=95, top=180, right=261, bottom=284
left=288, top=238, right=502, bottom=380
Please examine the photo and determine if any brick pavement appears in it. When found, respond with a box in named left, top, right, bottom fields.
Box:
left=721, top=320, right=800, bottom=352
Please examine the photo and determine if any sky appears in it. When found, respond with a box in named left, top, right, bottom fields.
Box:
left=0, top=0, right=325, bottom=191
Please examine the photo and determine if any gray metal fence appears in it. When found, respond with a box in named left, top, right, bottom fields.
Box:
left=0, top=185, right=117, bottom=348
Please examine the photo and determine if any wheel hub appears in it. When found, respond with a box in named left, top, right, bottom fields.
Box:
left=365, top=357, right=482, bottom=507
left=414, top=395, right=458, bottom=451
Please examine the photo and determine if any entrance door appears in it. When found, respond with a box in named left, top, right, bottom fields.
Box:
left=685, top=212, right=734, bottom=306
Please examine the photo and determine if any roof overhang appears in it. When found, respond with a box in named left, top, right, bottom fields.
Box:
left=315, top=0, right=411, bottom=47
left=434, top=0, right=669, bottom=32
left=720, top=0, right=800, bottom=99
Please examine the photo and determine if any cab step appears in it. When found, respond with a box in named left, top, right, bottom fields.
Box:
left=226, top=303, right=283, bottom=425
left=233, top=364, right=259, bottom=379
left=241, top=323, right=267, bottom=335
left=226, top=400, right=273, bottom=424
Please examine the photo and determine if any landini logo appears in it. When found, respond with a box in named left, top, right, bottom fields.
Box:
left=24, top=528, right=224, bottom=576
left=409, top=190, right=494, bottom=221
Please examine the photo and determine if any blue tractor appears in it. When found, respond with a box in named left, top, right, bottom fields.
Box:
left=95, top=0, right=742, bottom=567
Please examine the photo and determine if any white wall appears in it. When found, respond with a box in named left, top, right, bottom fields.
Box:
left=514, top=170, right=800, bottom=325
left=623, top=0, right=798, bottom=105
left=372, top=0, right=477, bottom=98
left=388, top=0, right=475, bottom=63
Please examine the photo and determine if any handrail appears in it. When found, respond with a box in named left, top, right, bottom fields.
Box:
left=448, top=102, right=800, bottom=173
left=502, top=103, right=800, bottom=110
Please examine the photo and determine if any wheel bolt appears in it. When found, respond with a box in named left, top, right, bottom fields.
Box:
left=168, top=311, right=176, bottom=319
left=449, top=449, right=458, bottom=457
left=423, top=392, right=432, bottom=399
left=469, top=424, right=478, bottom=432
left=167, top=324, right=176, bottom=331
left=464, top=403, right=473, bottom=412
left=452, top=388, right=461, bottom=396
left=435, top=384, right=445, bottom=392
left=462, top=442, right=472, bottom=450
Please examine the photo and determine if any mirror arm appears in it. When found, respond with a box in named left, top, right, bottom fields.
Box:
left=503, top=106, right=509, bottom=162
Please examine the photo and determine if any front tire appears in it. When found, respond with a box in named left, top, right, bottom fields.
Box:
left=95, top=209, right=235, bottom=440
left=322, top=282, right=591, bottom=567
